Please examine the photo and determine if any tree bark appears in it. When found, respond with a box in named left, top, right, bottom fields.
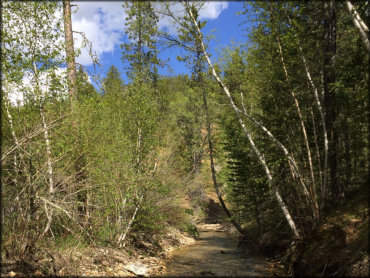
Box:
left=346, top=1, right=370, bottom=52
left=323, top=1, right=342, bottom=204
left=3, top=86, right=23, bottom=170
left=310, top=108, right=323, bottom=188
left=136, top=123, right=142, bottom=171
left=192, top=33, right=245, bottom=234
left=32, top=61, right=55, bottom=237
left=63, top=0, right=77, bottom=102
left=117, top=194, right=143, bottom=248
left=40, top=104, right=55, bottom=236
left=63, top=0, right=91, bottom=221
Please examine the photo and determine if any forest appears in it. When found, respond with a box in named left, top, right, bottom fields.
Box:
left=1, top=1, right=369, bottom=277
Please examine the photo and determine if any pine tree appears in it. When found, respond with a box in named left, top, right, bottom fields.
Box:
left=121, top=1, right=160, bottom=84
left=102, top=65, right=125, bottom=96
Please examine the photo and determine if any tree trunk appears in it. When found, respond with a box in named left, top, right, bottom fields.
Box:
left=202, top=88, right=246, bottom=235
left=187, top=5, right=300, bottom=238
left=345, top=1, right=370, bottom=52
left=3, top=86, right=23, bottom=170
left=32, top=62, right=55, bottom=237
left=275, top=31, right=319, bottom=220
left=323, top=1, right=343, bottom=204
left=117, top=195, right=143, bottom=248
left=63, top=0, right=77, bottom=102
left=310, top=108, right=323, bottom=188
left=344, top=131, right=351, bottom=186
left=283, top=7, right=329, bottom=212
left=136, top=123, right=142, bottom=171
left=40, top=104, right=55, bottom=236
left=63, top=0, right=90, bottom=221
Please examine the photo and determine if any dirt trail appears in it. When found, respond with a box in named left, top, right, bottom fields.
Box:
left=163, top=224, right=272, bottom=277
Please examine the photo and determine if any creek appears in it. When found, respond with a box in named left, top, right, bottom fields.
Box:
left=164, top=226, right=272, bottom=276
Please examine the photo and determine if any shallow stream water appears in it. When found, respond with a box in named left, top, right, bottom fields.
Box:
left=164, top=229, right=272, bottom=276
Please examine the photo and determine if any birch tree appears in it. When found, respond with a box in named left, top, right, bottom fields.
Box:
left=2, top=0, right=66, bottom=254
left=116, top=1, right=163, bottom=246
left=159, top=1, right=300, bottom=237
left=175, top=5, right=246, bottom=234
left=270, top=3, right=319, bottom=219
left=345, top=1, right=370, bottom=52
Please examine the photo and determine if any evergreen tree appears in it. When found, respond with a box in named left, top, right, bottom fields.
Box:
left=121, top=1, right=160, bottom=84
left=76, top=66, right=97, bottom=98
left=102, top=65, right=125, bottom=96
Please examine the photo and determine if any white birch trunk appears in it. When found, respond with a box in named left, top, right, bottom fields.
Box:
left=33, top=62, right=55, bottom=237
left=310, top=108, right=323, bottom=190
left=117, top=194, right=143, bottom=247
left=283, top=9, right=329, bottom=210
left=346, top=1, right=370, bottom=52
left=3, top=88, right=22, bottom=169
left=187, top=5, right=300, bottom=238
left=276, top=36, right=319, bottom=219
left=299, top=50, right=329, bottom=209
left=236, top=98, right=311, bottom=202
left=40, top=104, right=55, bottom=236
left=117, top=197, right=127, bottom=232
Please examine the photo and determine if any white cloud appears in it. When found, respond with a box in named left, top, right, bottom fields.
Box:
left=155, top=2, right=229, bottom=35
left=5, top=2, right=228, bottom=105
left=7, top=68, right=68, bottom=106
left=199, top=2, right=229, bottom=20
left=72, top=1, right=228, bottom=65
left=72, top=1, right=125, bottom=66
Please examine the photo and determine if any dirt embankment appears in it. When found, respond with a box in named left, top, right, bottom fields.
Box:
left=1, top=227, right=195, bottom=277
left=0, top=191, right=217, bottom=277
left=248, top=190, right=369, bottom=277
left=290, top=197, right=369, bottom=277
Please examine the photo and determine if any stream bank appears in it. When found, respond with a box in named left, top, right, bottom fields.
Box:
left=241, top=189, right=369, bottom=277
left=1, top=223, right=279, bottom=277
left=1, top=226, right=195, bottom=277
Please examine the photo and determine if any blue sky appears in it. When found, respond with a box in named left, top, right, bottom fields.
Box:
left=72, top=2, right=249, bottom=86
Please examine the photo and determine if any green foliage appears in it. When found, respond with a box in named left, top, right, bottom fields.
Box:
left=219, top=1, right=369, bottom=235
left=121, top=1, right=160, bottom=83
left=76, top=66, right=98, bottom=99
left=184, top=223, right=200, bottom=239
left=102, top=65, right=125, bottom=96
left=2, top=1, right=368, bottom=264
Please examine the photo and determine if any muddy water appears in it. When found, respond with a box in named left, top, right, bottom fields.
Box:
left=164, top=230, right=272, bottom=277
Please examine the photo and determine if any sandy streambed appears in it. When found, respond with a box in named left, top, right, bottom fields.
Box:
left=163, top=225, right=272, bottom=277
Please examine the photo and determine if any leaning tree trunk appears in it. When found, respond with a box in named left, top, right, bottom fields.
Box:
left=283, top=8, right=329, bottom=212
left=275, top=31, right=319, bottom=220
left=202, top=87, right=246, bottom=235
left=187, top=5, right=300, bottom=238
left=117, top=194, right=143, bottom=248
left=193, top=39, right=245, bottom=234
left=3, top=85, right=23, bottom=173
left=346, top=1, right=370, bottom=52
